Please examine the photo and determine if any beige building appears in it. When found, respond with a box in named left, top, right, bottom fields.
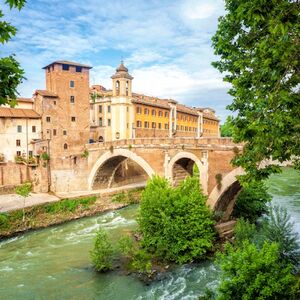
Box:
left=0, top=104, right=41, bottom=162
left=89, top=62, right=220, bottom=143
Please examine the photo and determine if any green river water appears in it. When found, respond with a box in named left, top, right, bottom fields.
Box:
left=0, top=168, right=299, bottom=300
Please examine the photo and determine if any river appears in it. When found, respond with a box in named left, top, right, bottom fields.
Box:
left=0, top=168, right=299, bottom=300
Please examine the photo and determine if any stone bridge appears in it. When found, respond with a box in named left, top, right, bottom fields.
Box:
left=51, top=137, right=244, bottom=217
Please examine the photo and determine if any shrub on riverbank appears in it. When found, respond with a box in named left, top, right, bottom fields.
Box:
left=0, top=196, right=97, bottom=236
left=232, top=180, right=271, bottom=222
left=217, top=241, right=298, bottom=300
left=90, top=228, right=114, bottom=272
left=138, top=176, right=215, bottom=264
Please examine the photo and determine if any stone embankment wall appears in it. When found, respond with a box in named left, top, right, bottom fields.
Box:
left=0, top=162, right=49, bottom=194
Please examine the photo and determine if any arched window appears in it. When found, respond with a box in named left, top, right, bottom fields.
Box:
left=126, top=81, right=129, bottom=96
left=63, top=143, right=68, bottom=150
left=98, top=136, right=104, bottom=142
left=116, top=81, right=120, bottom=95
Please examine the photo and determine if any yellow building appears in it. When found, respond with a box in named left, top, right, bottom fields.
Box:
left=90, top=62, right=220, bottom=142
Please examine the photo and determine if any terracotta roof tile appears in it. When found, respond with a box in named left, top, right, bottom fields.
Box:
left=0, top=107, right=40, bottom=119
left=132, top=93, right=170, bottom=109
left=35, top=90, right=58, bottom=98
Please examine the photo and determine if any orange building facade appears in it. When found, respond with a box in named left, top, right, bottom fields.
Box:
left=90, top=62, right=220, bottom=142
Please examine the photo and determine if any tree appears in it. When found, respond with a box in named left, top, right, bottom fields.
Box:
left=220, top=116, right=233, bottom=137
left=138, top=176, right=215, bottom=264
left=212, top=0, right=300, bottom=181
left=217, top=241, right=298, bottom=300
left=0, top=0, right=26, bottom=106
left=261, top=206, right=300, bottom=272
left=15, top=182, right=31, bottom=222
left=90, top=228, right=114, bottom=272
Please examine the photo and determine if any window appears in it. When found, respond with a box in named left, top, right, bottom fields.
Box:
left=165, top=123, right=169, bottom=129
left=152, top=122, right=156, bottom=128
left=99, top=105, right=102, bottom=113
left=62, top=64, right=69, bottom=71
left=115, top=81, right=120, bottom=95
left=16, top=139, right=21, bottom=146
left=70, top=80, right=75, bottom=88
left=16, top=151, right=21, bottom=156
left=158, top=111, right=163, bottom=117
left=144, top=108, right=149, bottom=115
left=53, top=101, right=56, bottom=105
left=76, top=66, right=82, bottom=72
left=158, top=123, right=161, bottom=129
left=63, top=143, right=68, bottom=150
left=107, top=119, right=111, bottom=126
left=137, top=121, right=142, bottom=128
left=107, top=105, right=111, bottom=113
left=99, top=117, right=103, bottom=127
left=53, top=129, right=57, bottom=136
left=152, top=109, right=156, bottom=116
left=29, top=151, right=33, bottom=157
left=17, top=125, right=22, bottom=133
left=144, top=121, right=149, bottom=128
left=127, top=107, right=129, bottom=112
left=46, top=116, right=51, bottom=122
left=70, top=96, right=75, bottom=103
left=63, top=130, right=67, bottom=135
left=136, top=106, right=142, bottom=114
left=32, top=126, right=36, bottom=133
left=71, top=117, right=76, bottom=122
left=165, top=112, right=169, bottom=118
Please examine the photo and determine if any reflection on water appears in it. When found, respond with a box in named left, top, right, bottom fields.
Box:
left=0, top=168, right=299, bottom=300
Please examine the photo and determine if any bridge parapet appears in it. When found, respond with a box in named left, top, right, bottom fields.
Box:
left=86, top=137, right=241, bottom=151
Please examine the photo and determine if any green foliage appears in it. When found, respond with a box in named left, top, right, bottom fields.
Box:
left=41, top=152, right=50, bottom=161
left=0, top=1, right=26, bottom=106
left=117, top=235, right=152, bottom=274
left=44, top=197, right=96, bottom=214
left=212, top=0, right=300, bottom=179
left=261, top=206, right=300, bottom=272
left=217, top=241, right=298, bottom=300
left=0, top=213, right=9, bottom=230
left=15, top=182, right=31, bottom=198
left=234, top=218, right=257, bottom=246
left=0, top=196, right=97, bottom=235
left=90, top=228, right=114, bottom=272
left=220, top=116, right=233, bottom=137
left=233, top=180, right=271, bottom=222
left=138, top=176, right=215, bottom=264
left=111, top=190, right=139, bottom=205
left=215, top=173, right=222, bottom=190
left=81, top=149, right=89, bottom=158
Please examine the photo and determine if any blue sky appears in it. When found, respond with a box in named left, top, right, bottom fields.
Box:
left=2, top=0, right=232, bottom=122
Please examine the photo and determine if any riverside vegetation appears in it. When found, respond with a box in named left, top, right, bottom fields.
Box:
left=90, top=176, right=216, bottom=278
left=91, top=173, right=300, bottom=299
left=0, top=196, right=97, bottom=237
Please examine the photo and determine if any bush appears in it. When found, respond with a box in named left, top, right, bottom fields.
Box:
left=217, top=241, right=298, bottom=300
left=233, top=180, right=271, bottom=222
left=118, top=235, right=152, bottom=274
left=90, top=228, right=114, bottom=272
left=234, top=218, right=257, bottom=246
left=0, top=213, right=9, bottom=230
left=138, top=176, right=215, bottom=264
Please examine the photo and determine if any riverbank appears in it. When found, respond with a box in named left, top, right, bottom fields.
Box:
left=0, top=188, right=143, bottom=239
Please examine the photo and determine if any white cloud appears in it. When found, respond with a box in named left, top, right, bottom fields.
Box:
left=183, top=1, right=217, bottom=20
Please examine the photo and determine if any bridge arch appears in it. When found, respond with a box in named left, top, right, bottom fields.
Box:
left=207, top=167, right=245, bottom=219
left=166, top=151, right=205, bottom=189
left=88, top=149, right=155, bottom=190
